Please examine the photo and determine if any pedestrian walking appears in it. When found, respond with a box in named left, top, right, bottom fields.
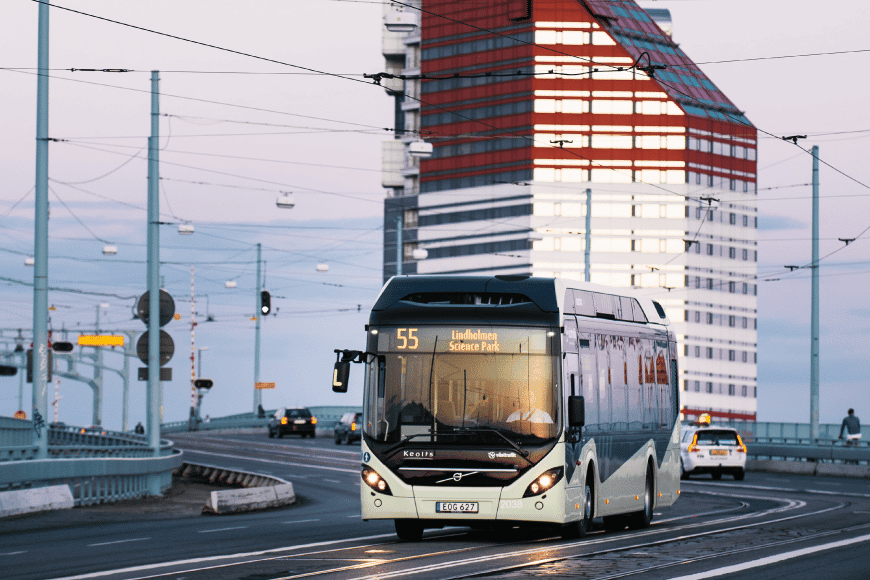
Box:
left=839, top=408, right=862, bottom=446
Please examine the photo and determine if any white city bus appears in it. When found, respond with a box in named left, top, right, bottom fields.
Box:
left=332, top=275, right=680, bottom=541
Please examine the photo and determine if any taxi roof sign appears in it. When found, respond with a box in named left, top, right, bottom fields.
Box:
left=78, top=335, right=125, bottom=347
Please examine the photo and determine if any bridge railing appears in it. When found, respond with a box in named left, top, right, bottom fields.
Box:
left=1, top=418, right=182, bottom=505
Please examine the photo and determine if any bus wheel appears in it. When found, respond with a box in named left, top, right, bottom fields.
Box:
left=395, top=519, right=424, bottom=541
left=562, top=481, right=593, bottom=539
left=629, top=466, right=654, bottom=529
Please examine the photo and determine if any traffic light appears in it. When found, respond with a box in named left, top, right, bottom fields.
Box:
left=194, top=379, right=214, bottom=390
left=260, top=291, right=271, bottom=315
left=0, top=365, right=17, bottom=377
left=52, top=341, right=74, bottom=352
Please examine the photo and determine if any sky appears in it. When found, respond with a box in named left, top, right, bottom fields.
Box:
left=1, top=0, right=868, bottom=430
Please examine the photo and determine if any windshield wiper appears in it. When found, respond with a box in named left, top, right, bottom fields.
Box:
left=452, top=427, right=533, bottom=465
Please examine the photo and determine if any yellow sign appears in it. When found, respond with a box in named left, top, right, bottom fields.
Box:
left=78, top=335, right=125, bottom=347
left=13, top=410, right=26, bottom=420
left=255, top=382, right=275, bottom=389
left=174, top=313, right=182, bottom=320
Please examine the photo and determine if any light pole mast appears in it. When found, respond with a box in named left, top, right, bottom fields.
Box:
left=32, top=0, right=50, bottom=459
left=146, top=70, right=162, bottom=495
left=810, top=145, right=820, bottom=440
left=253, top=243, right=262, bottom=413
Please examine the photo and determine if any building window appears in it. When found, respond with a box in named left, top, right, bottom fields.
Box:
left=707, top=278, right=713, bottom=290
left=706, top=381, right=713, bottom=393
left=684, top=380, right=690, bottom=391
left=706, top=347, right=713, bottom=359
left=729, top=350, right=736, bottom=361
left=730, top=213, right=736, bottom=225
left=694, top=381, right=700, bottom=392
left=694, top=311, right=701, bottom=323
left=706, top=312, right=713, bottom=325
left=743, top=215, right=749, bottom=227
left=706, top=244, right=713, bottom=256
left=403, top=209, right=418, bottom=229
left=695, top=242, right=701, bottom=254
left=742, top=385, right=747, bottom=397
left=729, top=281, right=736, bottom=293
left=728, top=384, right=735, bottom=396
left=742, top=282, right=748, bottom=294
left=729, top=315, right=735, bottom=327
left=729, top=247, right=736, bottom=259
left=742, top=248, right=749, bottom=260
left=694, top=346, right=700, bottom=357
left=742, top=317, right=748, bottom=329
left=742, top=351, right=748, bottom=362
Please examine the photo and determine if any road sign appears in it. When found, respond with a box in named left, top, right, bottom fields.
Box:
left=136, top=330, right=174, bottom=365
left=255, top=382, right=275, bottom=389
left=137, top=290, right=176, bottom=326
left=26, top=349, right=52, bottom=383
left=78, top=335, right=124, bottom=347
left=138, top=367, right=172, bottom=381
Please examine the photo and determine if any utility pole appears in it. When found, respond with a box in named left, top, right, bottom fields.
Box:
left=32, top=0, right=50, bottom=459
left=585, top=188, right=592, bottom=283
left=810, top=145, right=820, bottom=440
left=396, top=215, right=403, bottom=276
left=146, top=70, right=161, bottom=495
left=253, top=243, right=262, bottom=413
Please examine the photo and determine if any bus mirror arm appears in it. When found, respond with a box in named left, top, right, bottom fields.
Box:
left=568, top=395, right=585, bottom=427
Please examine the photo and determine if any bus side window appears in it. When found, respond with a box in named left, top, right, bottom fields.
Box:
left=579, top=348, right=598, bottom=432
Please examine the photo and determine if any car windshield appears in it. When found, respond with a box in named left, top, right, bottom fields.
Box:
left=696, top=430, right=739, bottom=446
left=363, top=325, right=560, bottom=445
left=286, top=409, right=309, bottom=419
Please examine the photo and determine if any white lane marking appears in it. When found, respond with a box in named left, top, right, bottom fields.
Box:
left=664, top=532, right=870, bottom=580
left=283, top=519, right=320, bottom=524
left=348, top=514, right=362, bottom=518
left=87, top=538, right=149, bottom=547
left=198, top=526, right=248, bottom=534
left=324, top=479, right=341, bottom=484
left=0, top=551, right=27, bottom=556
left=184, top=449, right=358, bottom=474
left=43, top=533, right=397, bottom=580
left=684, top=480, right=870, bottom=499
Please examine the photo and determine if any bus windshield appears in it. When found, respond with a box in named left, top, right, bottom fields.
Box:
left=363, top=326, right=560, bottom=445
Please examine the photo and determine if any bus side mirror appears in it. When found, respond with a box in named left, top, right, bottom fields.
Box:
left=332, top=361, right=350, bottom=393
left=568, top=395, right=585, bottom=427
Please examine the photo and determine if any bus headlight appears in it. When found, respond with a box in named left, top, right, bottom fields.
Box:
left=362, top=466, right=392, bottom=496
left=523, top=467, right=563, bottom=497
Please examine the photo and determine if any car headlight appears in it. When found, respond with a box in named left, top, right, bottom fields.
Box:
left=362, top=466, right=392, bottom=495
left=523, top=467, right=563, bottom=497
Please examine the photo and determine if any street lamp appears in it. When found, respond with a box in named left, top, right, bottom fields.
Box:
left=178, top=223, right=194, bottom=235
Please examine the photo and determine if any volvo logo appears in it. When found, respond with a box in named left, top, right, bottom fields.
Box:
left=437, top=471, right=479, bottom=484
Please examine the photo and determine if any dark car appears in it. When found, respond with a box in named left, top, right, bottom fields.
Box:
left=333, top=412, right=363, bottom=445
left=268, top=407, right=317, bottom=438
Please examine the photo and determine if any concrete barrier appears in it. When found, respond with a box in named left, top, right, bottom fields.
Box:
left=748, top=459, right=870, bottom=479
left=204, top=483, right=296, bottom=514
left=0, top=484, right=74, bottom=517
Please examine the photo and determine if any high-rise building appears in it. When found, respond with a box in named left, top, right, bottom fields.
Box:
left=379, top=0, right=758, bottom=421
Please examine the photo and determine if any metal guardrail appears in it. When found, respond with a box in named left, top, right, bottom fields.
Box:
left=748, top=442, right=870, bottom=465
left=0, top=420, right=182, bottom=505
left=161, top=406, right=362, bottom=435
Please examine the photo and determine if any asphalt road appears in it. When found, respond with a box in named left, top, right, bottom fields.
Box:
left=2, top=430, right=869, bottom=580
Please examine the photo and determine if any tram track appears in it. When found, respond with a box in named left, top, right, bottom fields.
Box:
left=57, top=486, right=846, bottom=580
